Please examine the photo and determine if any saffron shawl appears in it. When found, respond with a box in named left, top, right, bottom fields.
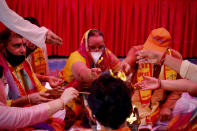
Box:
left=31, top=47, right=47, bottom=75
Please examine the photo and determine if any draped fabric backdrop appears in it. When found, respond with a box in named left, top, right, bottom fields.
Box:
left=1, top=0, right=197, bottom=58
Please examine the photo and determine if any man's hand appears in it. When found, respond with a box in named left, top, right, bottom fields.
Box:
left=45, top=88, right=64, bottom=99
left=160, top=107, right=172, bottom=122
left=60, top=87, right=79, bottom=105
left=136, top=50, right=163, bottom=64
left=46, top=30, right=62, bottom=45
left=134, top=76, right=161, bottom=90
left=29, top=92, right=53, bottom=105
left=125, top=45, right=144, bottom=65
left=47, top=76, right=64, bottom=88
left=90, top=68, right=102, bottom=81
left=119, top=60, right=131, bottom=74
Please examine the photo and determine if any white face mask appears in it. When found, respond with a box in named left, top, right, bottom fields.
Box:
left=90, top=52, right=102, bottom=64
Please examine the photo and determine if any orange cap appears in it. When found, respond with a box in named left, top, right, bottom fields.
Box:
left=143, top=27, right=171, bottom=53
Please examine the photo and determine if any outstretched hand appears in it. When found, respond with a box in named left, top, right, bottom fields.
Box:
left=29, top=92, right=53, bottom=105
left=60, top=87, right=79, bottom=105
left=136, top=50, right=162, bottom=64
left=90, top=68, right=102, bottom=80
left=48, top=76, right=64, bottom=88
left=119, top=60, right=131, bottom=74
left=46, top=30, right=62, bottom=45
left=119, top=45, right=143, bottom=74
left=134, top=76, right=161, bottom=90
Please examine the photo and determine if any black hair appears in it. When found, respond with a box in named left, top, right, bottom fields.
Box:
left=0, top=66, right=3, bottom=78
left=0, top=28, right=24, bottom=49
left=88, top=29, right=104, bottom=39
left=0, top=28, right=23, bottom=48
left=0, top=28, right=11, bottom=47
left=24, top=17, right=41, bottom=27
left=87, top=74, right=132, bottom=130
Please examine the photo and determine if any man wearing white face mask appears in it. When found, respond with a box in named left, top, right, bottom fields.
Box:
left=60, top=29, right=123, bottom=129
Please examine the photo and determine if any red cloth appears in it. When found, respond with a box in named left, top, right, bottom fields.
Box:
left=3, top=0, right=197, bottom=58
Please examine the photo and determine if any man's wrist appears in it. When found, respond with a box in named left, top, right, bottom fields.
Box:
left=157, top=79, right=161, bottom=89
left=27, top=95, right=31, bottom=105
left=58, top=98, right=65, bottom=110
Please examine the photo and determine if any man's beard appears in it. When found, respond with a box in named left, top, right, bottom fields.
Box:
left=5, top=49, right=25, bottom=67
left=26, top=46, right=37, bottom=57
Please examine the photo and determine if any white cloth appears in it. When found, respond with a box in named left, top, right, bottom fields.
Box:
left=0, top=79, right=49, bottom=129
left=0, top=0, right=48, bottom=48
left=0, top=102, right=49, bottom=129
left=180, top=60, right=197, bottom=82
left=173, top=92, right=197, bottom=115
